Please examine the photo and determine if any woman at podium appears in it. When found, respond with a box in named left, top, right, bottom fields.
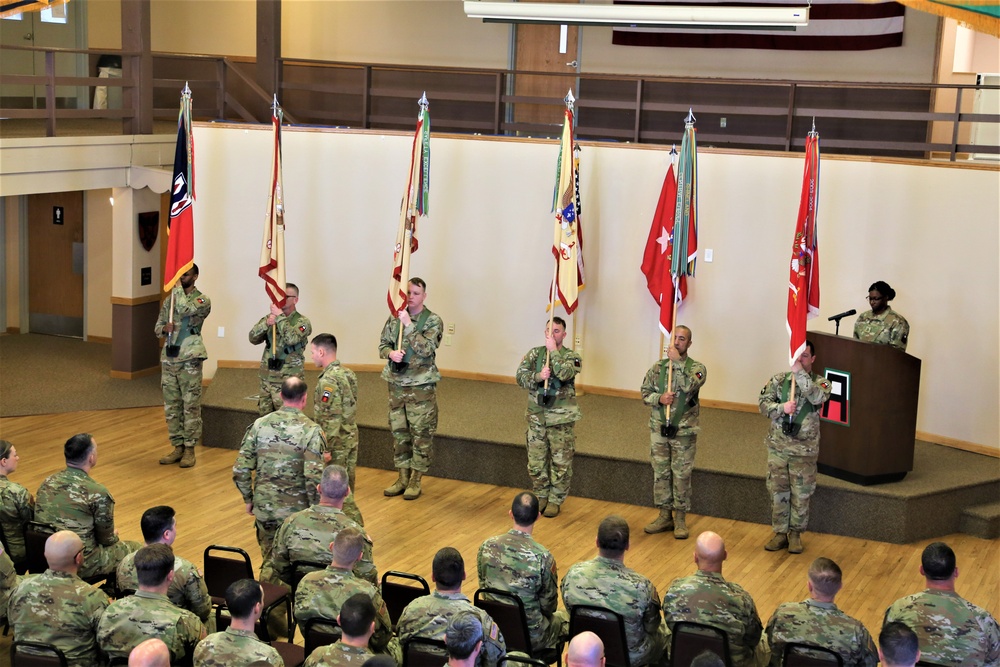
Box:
left=854, top=280, right=910, bottom=351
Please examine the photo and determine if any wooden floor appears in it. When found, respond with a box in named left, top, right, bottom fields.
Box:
left=1, top=406, right=997, bottom=654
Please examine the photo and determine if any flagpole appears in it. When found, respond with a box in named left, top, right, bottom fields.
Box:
left=270, top=95, right=281, bottom=362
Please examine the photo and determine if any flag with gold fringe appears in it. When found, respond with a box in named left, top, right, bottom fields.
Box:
left=550, top=91, right=585, bottom=314
left=258, top=98, right=287, bottom=308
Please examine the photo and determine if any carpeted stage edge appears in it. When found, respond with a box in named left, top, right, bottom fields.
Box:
left=203, top=368, right=1000, bottom=545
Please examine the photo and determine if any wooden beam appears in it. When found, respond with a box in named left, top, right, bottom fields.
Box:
left=121, top=0, right=152, bottom=134
left=257, top=0, right=281, bottom=112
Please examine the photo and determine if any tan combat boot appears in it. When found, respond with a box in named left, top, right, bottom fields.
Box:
left=538, top=498, right=548, bottom=515
left=179, top=447, right=196, bottom=468
left=788, top=531, right=804, bottom=554
left=644, top=509, right=674, bottom=534
left=673, top=511, right=690, bottom=539
left=765, top=532, right=789, bottom=551
left=403, top=471, right=423, bottom=500
left=543, top=502, right=561, bottom=518
left=159, top=446, right=184, bottom=465
left=384, top=469, right=410, bottom=497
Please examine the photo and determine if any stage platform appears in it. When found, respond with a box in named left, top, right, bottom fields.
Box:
left=203, top=368, right=1000, bottom=544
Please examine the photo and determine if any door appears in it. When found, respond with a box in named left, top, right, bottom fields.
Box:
left=0, top=4, right=87, bottom=109
left=27, top=192, right=84, bottom=337
left=512, top=0, right=581, bottom=136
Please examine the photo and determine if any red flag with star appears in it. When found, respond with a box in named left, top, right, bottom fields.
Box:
left=641, top=162, right=686, bottom=337
left=786, top=131, right=821, bottom=365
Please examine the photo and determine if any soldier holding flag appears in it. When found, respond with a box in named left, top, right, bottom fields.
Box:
left=248, top=283, right=312, bottom=416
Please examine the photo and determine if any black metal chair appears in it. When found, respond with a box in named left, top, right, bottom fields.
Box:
left=474, top=587, right=561, bottom=664
left=203, top=545, right=292, bottom=642
left=303, top=617, right=342, bottom=657
left=783, top=642, right=844, bottom=666
left=568, top=605, right=630, bottom=667
left=915, top=662, right=950, bottom=667
left=402, top=636, right=448, bottom=667
left=23, top=522, right=105, bottom=586
left=0, top=522, right=28, bottom=576
left=382, top=570, right=430, bottom=630
left=669, top=621, right=732, bottom=667
left=10, top=641, right=69, bottom=667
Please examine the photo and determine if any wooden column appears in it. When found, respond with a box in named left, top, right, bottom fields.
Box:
left=257, top=0, right=281, bottom=107
left=121, top=0, right=152, bottom=134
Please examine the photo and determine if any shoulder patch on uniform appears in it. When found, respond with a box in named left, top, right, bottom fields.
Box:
left=573, top=358, right=581, bottom=368
left=489, top=623, right=499, bottom=640
left=299, top=325, right=307, bottom=333
left=901, top=333, right=908, bottom=343
left=196, top=298, right=205, bottom=304
left=321, top=389, right=332, bottom=403
left=760, top=386, right=767, bottom=395
left=696, top=372, right=704, bottom=380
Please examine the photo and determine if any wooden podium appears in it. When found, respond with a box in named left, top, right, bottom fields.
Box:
left=811, top=331, right=921, bottom=485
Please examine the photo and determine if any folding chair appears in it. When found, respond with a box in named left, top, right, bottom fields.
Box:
left=669, top=621, right=732, bottom=667
left=23, top=522, right=105, bottom=586
left=203, top=545, right=292, bottom=642
left=10, top=641, right=69, bottom=667
left=382, top=570, right=430, bottom=629
left=0, top=522, right=28, bottom=575
left=568, top=605, right=630, bottom=667
left=290, top=558, right=330, bottom=596
left=783, top=642, right=844, bottom=666
left=271, top=640, right=306, bottom=667
left=475, top=587, right=562, bottom=664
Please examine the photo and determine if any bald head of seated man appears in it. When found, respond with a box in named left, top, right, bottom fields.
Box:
left=566, top=631, right=605, bottom=667
left=45, top=529, right=86, bottom=573
left=128, top=638, right=170, bottom=667
left=693, top=531, right=727, bottom=573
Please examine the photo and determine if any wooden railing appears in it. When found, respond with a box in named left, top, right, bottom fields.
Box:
left=2, top=46, right=997, bottom=163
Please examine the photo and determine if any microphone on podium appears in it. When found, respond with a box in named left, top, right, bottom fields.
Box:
left=828, top=309, right=856, bottom=322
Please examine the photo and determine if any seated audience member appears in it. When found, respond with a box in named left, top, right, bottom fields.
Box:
left=478, top=490, right=563, bottom=653
left=765, top=557, right=877, bottom=666
left=0, top=544, right=18, bottom=618
left=7, top=530, right=110, bottom=667
left=129, top=638, right=171, bottom=667
left=194, top=578, right=283, bottom=667
left=35, top=433, right=141, bottom=579
left=445, top=611, right=486, bottom=667
left=878, top=622, right=921, bottom=667
left=272, top=464, right=373, bottom=588
left=98, top=543, right=206, bottom=662
left=692, top=650, right=726, bottom=667
left=0, top=439, right=34, bottom=570
left=117, top=504, right=212, bottom=623
left=561, top=515, right=667, bottom=667
left=304, top=592, right=378, bottom=667
left=296, top=526, right=397, bottom=660
left=397, top=547, right=506, bottom=667
left=662, top=531, right=765, bottom=667
left=565, top=631, right=605, bottom=667
left=883, top=541, right=1000, bottom=667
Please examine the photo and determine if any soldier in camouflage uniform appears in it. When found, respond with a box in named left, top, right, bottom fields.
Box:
left=272, top=464, right=375, bottom=588
left=233, top=377, right=327, bottom=582
left=515, top=317, right=582, bottom=518
left=7, top=530, right=110, bottom=667
left=379, top=277, right=443, bottom=500
left=117, top=505, right=212, bottom=624
left=397, top=547, right=507, bottom=667
left=758, top=340, right=831, bottom=554
left=249, top=282, right=313, bottom=416
left=561, top=516, right=666, bottom=667
left=640, top=326, right=707, bottom=539
left=35, top=433, right=141, bottom=580
left=0, top=439, right=34, bottom=570
left=311, top=333, right=361, bottom=490
left=878, top=622, right=920, bottom=667
left=193, top=578, right=284, bottom=667
left=155, top=264, right=212, bottom=468
left=662, top=531, right=765, bottom=667
left=295, top=528, right=399, bottom=661
left=303, top=592, right=378, bottom=667
left=765, top=557, right=877, bottom=666
left=98, top=543, right=206, bottom=662
left=477, top=491, right=563, bottom=652
left=883, top=541, right=1000, bottom=667
left=0, top=544, right=20, bottom=620
left=446, top=612, right=487, bottom=667
left=853, top=280, right=909, bottom=352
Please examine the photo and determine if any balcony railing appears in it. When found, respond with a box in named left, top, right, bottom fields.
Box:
left=1, top=45, right=997, bottom=163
